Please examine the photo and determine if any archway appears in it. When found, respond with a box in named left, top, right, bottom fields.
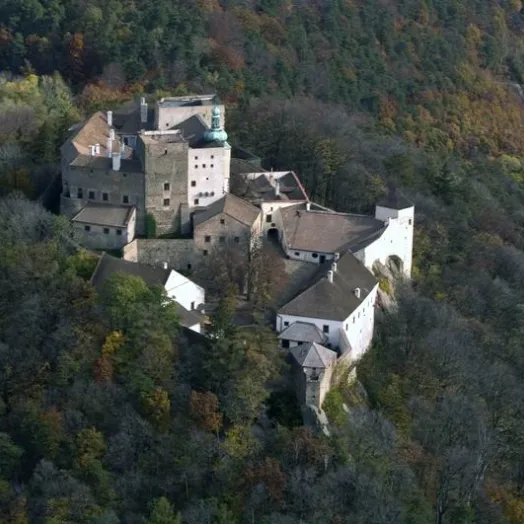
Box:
left=267, top=228, right=279, bottom=242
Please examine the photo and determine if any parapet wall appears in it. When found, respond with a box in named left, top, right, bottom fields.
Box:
left=123, top=239, right=199, bottom=271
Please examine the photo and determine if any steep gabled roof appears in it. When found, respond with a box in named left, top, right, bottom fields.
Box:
left=90, top=253, right=170, bottom=291
left=290, top=342, right=337, bottom=368
left=230, top=171, right=308, bottom=203
left=280, top=205, right=385, bottom=254
left=278, top=322, right=328, bottom=345
left=72, top=203, right=135, bottom=228
left=193, top=193, right=260, bottom=227
left=173, top=114, right=209, bottom=146
left=278, top=251, right=377, bottom=321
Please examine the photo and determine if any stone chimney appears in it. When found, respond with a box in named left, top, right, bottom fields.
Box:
left=327, top=270, right=334, bottom=283
left=107, top=111, right=113, bottom=127
left=334, top=252, right=340, bottom=262
left=140, top=97, right=148, bottom=124
left=89, top=145, right=95, bottom=156
left=331, top=261, right=337, bottom=273
left=112, top=151, right=121, bottom=172
left=354, top=287, right=361, bottom=299
left=163, top=262, right=168, bottom=270
left=95, top=143, right=100, bottom=155
left=275, top=179, right=280, bottom=197
left=306, top=202, right=311, bottom=211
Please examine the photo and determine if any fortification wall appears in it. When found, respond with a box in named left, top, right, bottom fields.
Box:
left=123, top=238, right=199, bottom=271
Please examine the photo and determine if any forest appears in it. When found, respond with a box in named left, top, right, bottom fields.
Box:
left=2, top=0, right=524, bottom=523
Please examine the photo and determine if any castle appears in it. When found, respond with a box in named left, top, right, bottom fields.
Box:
left=60, top=94, right=414, bottom=412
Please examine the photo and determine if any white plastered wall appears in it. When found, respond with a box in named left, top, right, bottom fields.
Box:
left=164, top=271, right=205, bottom=311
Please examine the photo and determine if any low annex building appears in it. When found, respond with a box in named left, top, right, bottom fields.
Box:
left=90, top=253, right=205, bottom=333
left=193, top=193, right=261, bottom=255
left=71, top=203, right=136, bottom=250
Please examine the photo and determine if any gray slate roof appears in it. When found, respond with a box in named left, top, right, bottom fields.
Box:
left=279, top=251, right=377, bottom=321
left=72, top=203, right=136, bottom=227
left=173, top=114, right=208, bottom=146
left=193, top=193, right=260, bottom=227
left=231, top=171, right=308, bottom=203
left=90, top=254, right=202, bottom=329
left=290, top=342, right=337, bottom=369
left=91, top=253, right=170, bottom=291
left=280, top=206, right=385, bottom=254
left=278, top=322, right=328, bottom=345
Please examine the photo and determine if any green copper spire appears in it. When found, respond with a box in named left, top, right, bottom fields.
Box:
left=205, top=97, right=229, bottom=144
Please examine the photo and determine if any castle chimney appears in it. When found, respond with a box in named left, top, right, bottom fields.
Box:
left=107, top=111, right=113, bottom=127
left=89, top=145, right=95, bottom=156
left=110, top=129, right=115, bottom=140
left=163, top=262, right=168, bottom=270
left=327, top=270, right=334, bottom=283
left=112, top=151, right=121, bottom=172
left=331, top=261, right=337, bottom=273
left=354, top=287, right=361, bottom=299
left=306, top=202, right=311, bottom=211
left=275, top=180, right=280, bottom=196
left=140, top=97, right=148, bottom=124
left=95, top=143, right=100, bottom=155
left=334, top=252, right=340, bottom=261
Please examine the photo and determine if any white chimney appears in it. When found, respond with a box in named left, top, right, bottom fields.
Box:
left=306, top=202, right=311, bottom=211
left=107, top=138, right=113, bottom=157
left=95, top=143, right=100, bottom=155
left=112, top=151, right=121, bottom=171
left=163, top=262, right=168, bottom=270
left=331, top=262, right=337, bottom=273
left=334, top=252, right=340, bottom=261
left=327, top=270, right=334, bottom=283
left=275, top=180, right=280, bottom=196
left=107, top=111, right=113, bottom=127
left=140, top=97, right=148, bottom=124
left=89, top=145, right=95, bottom=156
left=110, top=129, right=115, bottom=140
left=354, top=287, right=361, bottom=299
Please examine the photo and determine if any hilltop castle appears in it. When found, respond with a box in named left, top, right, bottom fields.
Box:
left=60, top=94, right=414, bottom=412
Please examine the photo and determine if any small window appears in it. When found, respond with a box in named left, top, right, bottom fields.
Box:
left=164, top=149, right=168, bottom=155
left=294, top=252, right=300, bottom=256
left=408, top=218, right=413, bottom=225
left=219, top=236, right=225, bottom=243
left=202, top=164, right=206, bottom=168
left=102, top=192, right=108, bottom=201
left=123, top=173, right=127, bottom=177
left=312, top=253, right=319, bottom=259
left=195, top=165, right=198, bottom=169
left=323, top=325, right=329, bottom=333
left=163, top=198, right=170, bottom=207
left=84, top=225, right=91, bottom=232
left=205, top=236, right=211, bottom=243
left=234, top=237, right=240, bottom=243
left=194, top=198, right=199, bottom=205
left=164, top=182, right=170, bottom=191
left=284, top=321, right=289, bottom=327
left=353, top=317, right=355, bottom=324
left=345, top=324, right=348, bottom=330
left=191, top=181, right=196, bottom=187
left=203, top=249, right=208, bottom=256
left=358, top=312, right=361, bottom=318
left=88, top=190, right=95, bottom=200
left=270, top=207, right=274, bottom=211
left=210, top=164, right=214, bottom=168
left=122, top=195, right=129, bottom=204
left=187, top=264, right=192, bottom=270
left=116, top=229, right=122, bottom=236
left=211, top=155, right=214, bottom=159
left=266, top=214, right=272, bottom=223
left=103, top=228, right=110, bottom=234
left=191, top=301, right=195, bottom=310
left=220, top=219, right=225, bottom=225
left=281, top=339, right=290, bottom=349
left=195, top=156, right=198, bottom=160
left=77, top=188, right=83, bottom=199
left=211, top=191, right=215, bottom=196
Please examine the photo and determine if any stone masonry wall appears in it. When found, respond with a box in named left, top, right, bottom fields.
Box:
left=123, top=238, right=199, bottom=272
left=143, top=140, right=188, bottom=235
left=194, top=212, right=252, bottom=254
